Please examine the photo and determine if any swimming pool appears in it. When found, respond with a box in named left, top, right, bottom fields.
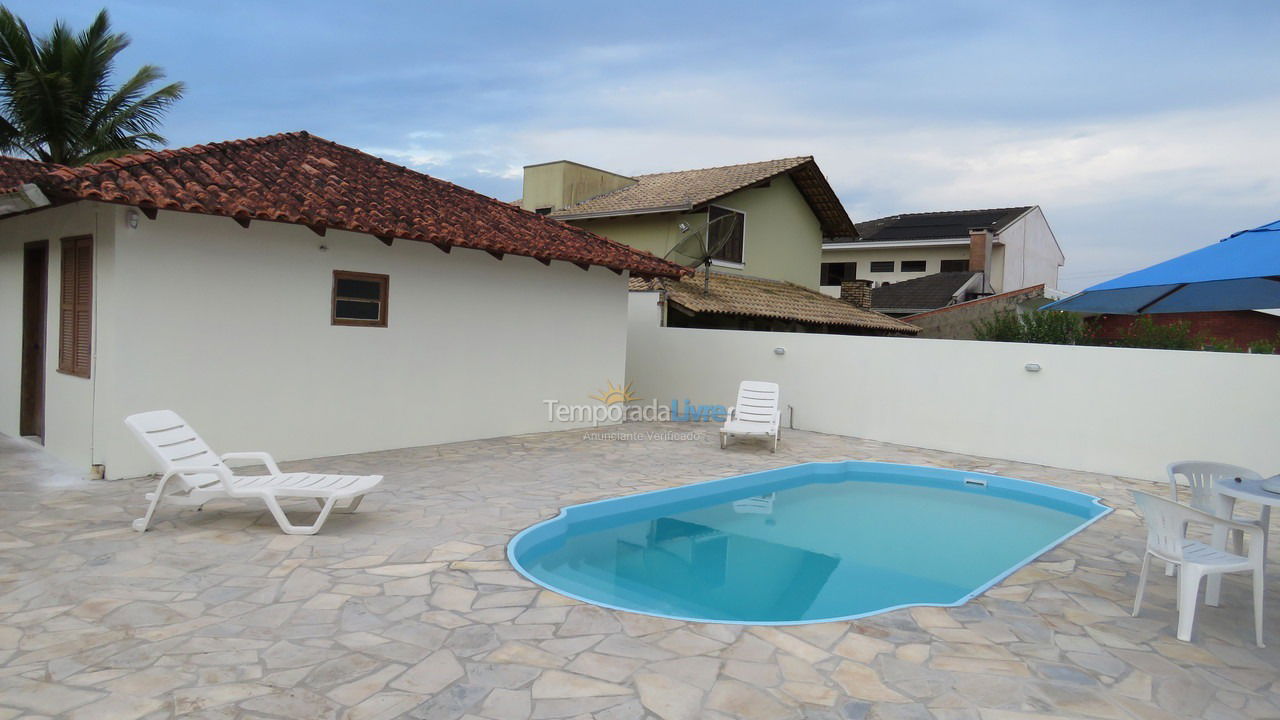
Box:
left=508, top=461, right=1110, bottom=624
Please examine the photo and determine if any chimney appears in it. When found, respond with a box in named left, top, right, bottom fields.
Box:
left=840, top=280, right=872, bottom=310
left=968, top=227, right=992, bottom=275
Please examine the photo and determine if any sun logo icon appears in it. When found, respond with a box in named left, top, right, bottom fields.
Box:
left=591, top=381, right=638, bottom=406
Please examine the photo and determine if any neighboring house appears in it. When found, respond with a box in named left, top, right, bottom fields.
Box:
left=519, top=156, right=915, bottom=335
left=630, top=271, right=918, bottom=336
left=0, top=132, right=683, bottom=479
left=1088, top=311, right=1280, bottom=349
left=521, top=157, right=855, bottom=290
left=820, top=206, right=1064, bottom=297
left=903, top=284, right=1059, bottom=339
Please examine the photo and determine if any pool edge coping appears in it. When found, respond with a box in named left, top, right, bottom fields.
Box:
left=506, top=460, right=1115, bottom=626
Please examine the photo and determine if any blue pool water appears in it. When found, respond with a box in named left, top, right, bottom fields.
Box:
left=508, top=462, right=1110, bottom=624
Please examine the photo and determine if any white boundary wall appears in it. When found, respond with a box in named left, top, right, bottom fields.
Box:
left=627, top=294, right=1280, bottom=480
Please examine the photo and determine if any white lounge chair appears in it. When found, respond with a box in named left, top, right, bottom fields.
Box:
left=720, top=381, right=781, bottom=453
left=1130, top=490, right=1265, bottom=647
left=125, top=410, right=383, bottom=535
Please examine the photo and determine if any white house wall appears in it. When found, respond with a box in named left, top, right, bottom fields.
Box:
left=0, top=202, right=115, bottom=472
left=995, top=207, right=1063, bottom=292
left=819, top=245, right=970, bottom=292
left=82, top=207, right=627, bottom=479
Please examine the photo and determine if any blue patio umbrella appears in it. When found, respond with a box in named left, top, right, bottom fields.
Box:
left=1043, top=219, right=1280, bottom=314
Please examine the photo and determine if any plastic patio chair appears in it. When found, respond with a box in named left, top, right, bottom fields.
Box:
left=1130, top=490, right=1265, bottom=647
left=1166, top=461, right=1270, bottom=573
left=720, top=381, right=781, bottom=453
left=125, top=410, right=383, bottom=535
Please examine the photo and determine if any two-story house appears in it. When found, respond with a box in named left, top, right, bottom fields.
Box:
left=819, top=206, right=1065, bottom=305
left=520, top=158, right=917, bottom=336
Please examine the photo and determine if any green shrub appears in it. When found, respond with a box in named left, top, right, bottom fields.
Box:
left=1117, top=316, right=1199, bottom=350
left=973, top=310, right=1090, bottom=345
left=1247, top=340, right=1276, bottom=354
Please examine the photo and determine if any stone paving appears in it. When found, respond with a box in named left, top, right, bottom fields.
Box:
left=1, top=422, right=1278, bottom=720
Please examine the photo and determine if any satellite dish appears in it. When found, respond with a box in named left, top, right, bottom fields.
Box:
left=662, top=212, right=741, bottom=293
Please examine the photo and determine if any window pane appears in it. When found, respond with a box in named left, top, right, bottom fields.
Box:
left=708, top=206, right=744, bottom=263
left=336, top=299, right=381, bottom=320
left=869, top=261, right=894, bottom=272
left=900, top=260, right=926, bottom=272
left=336, top=278, right=382, bottom=300
left=940, top=259, right=969, bottom=272
left=821, top=262, right=856, bottom=285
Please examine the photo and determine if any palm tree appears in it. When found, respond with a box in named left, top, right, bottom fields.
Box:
left=0, top=7, right=184, bottom=165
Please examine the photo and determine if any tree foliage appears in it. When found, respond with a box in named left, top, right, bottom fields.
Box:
left=0, top=7, right=184, bottom=165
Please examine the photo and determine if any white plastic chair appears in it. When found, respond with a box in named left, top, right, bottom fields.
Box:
left=1130, top=490, right=1265, bottom=647
left=720, top=381, right=781, bottom=453
left=125, top=410, right=383, bottom=535
left=1167, top=461, right=1270, bottom=558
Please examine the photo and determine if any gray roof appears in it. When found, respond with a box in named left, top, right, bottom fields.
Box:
left=871, top=272, right=980, bottom=312
left=846, top=207, right=1034, bottom=243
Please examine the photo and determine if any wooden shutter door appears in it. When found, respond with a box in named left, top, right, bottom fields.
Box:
left=58, top=236, right=92, bottom=378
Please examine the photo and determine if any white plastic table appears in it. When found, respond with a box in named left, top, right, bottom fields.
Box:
left=1206, top=477, right=1277, bottom=606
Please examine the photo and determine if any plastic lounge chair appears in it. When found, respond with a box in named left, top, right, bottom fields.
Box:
left=1167, top=461, right=1270, bottom=560
left=125, top=410, right=382, bottom=535
left=720, top=381, right=781, bottom=453
left=1130, top=490, right=1265, bottom=647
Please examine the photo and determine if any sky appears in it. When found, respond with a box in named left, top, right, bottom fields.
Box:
left=11, top=1, right=1280, bottom=291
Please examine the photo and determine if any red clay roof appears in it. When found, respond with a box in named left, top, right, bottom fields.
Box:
left=16, top=132, right=686, bottom=278
left=0, top=156, right=59, bottom=192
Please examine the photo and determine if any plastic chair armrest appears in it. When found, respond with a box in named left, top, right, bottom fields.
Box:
left=220, top=451, right=282, bottom=476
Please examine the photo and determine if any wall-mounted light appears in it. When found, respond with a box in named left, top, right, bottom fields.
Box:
left=1024, top=363, right=1042, bottom=373
left=677, top=222, right=690, bottom=233
left=318, top=244, right=329, bottom=252
left=125, top=209, right=139, bottom=229
left=774, top=347, right=787, bottom=356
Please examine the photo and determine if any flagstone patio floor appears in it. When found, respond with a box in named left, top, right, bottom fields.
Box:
left=1, top=422, right=1278, bottom=720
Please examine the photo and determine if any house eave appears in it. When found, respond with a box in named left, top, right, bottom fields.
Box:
left=823, top=238, right=971, bottom=251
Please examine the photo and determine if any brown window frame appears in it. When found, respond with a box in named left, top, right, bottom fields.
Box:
left=331, top=270, right=390, bottom=327
left=58, top=235, right=93, bottom=378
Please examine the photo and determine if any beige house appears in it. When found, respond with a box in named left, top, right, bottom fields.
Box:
left=520, top=157, right=855, bottom=290
left=820, top=206, right=1064, bottom=298
left=519, top=157, right=916, bottom=336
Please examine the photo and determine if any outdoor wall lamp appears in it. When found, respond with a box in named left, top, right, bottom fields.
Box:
left=125, top=209, right=139, bottom=228
left=1024, top=363, right=1042, bottom=373
left=774, top=347, right=787, bottom=356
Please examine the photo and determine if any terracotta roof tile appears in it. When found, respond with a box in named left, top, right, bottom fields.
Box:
left=26, top=132, right=685, bottom=278
left=553, top=157, right=857, bottom=237
left=0, top=156, right=59, bottom=192
left=631, top=270, right=918, bottom=334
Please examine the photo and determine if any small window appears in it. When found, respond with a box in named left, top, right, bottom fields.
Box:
left=58, top=235, right=93, bottom=377
left=940, top=259, right=969, bottom=272
left=534, top=207, right=552, bottom=215
left=332, top=271, right=389, bottom=327
left=708, top=205, right=745, bottom=264
left=869, top=261, right=894, bottom=273
left=821, top=262, right=857, bottom=286
left=900, top=260, right=927, bottom=272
